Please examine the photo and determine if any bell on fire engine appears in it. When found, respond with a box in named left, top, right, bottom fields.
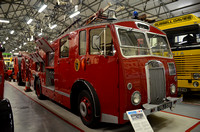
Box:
left=107, top=10, right=117, bottom=20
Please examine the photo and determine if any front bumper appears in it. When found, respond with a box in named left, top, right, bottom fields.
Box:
left=178, top=79, right=200, bottom=89
left=124, top=97, right=183, bottom=120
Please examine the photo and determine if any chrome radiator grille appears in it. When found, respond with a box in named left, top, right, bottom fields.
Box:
left=149, top=68, right=166, bottom=104
left=146, top=60, right=166, bottom=104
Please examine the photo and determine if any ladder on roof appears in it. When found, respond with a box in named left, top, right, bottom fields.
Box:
left=58, top=2, right=113, bottom=37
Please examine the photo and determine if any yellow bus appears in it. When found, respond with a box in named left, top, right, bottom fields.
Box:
left=154, top=14, right=200, bottom=93
left=3, top=53, right=13, bottom=70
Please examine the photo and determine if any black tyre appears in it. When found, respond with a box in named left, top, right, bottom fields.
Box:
left=35, top=79, right=45, bottom=100
left=78, top=90, right=100, bottom=128
left=0, top=99, right=14, bottom=132
left=13, top=79, right=15, bottom=82
left=17, top=72, right=23, bottom=86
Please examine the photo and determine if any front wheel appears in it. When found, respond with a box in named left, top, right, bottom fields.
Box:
left=78, top=90, right=100, bottom=128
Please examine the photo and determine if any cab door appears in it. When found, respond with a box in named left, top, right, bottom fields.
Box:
left=85, top=26, right=119, bottom=117
left=56, top=35, right=71, bottom=95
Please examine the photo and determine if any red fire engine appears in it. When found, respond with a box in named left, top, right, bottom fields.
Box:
left=34, top=9, right=182, bottom=127
left=0, top=46, right=14, bottom=131
left=13, top=52, right=33, bottom=86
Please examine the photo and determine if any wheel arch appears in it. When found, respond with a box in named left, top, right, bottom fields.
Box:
left=70, top=79, right=101, bottom=117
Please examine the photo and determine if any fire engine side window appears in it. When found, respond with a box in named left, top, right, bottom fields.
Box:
left=79, top=30, right=86, bottom=55
left=60, top=36, right=69, bottom=58
left=90, top=28, right=114, bottom=56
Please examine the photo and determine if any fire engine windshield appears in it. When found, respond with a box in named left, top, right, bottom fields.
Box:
left=117, top=28, right=172, bottom=58
left=118, top=29, right=150, bottom=56
left=147, top=33, right=173, bottom=57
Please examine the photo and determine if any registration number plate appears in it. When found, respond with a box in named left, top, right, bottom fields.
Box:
left=157, top=102, right=172, bottom=111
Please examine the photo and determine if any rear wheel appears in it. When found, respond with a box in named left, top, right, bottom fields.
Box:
left=35, top=79, right=45, bottom=100
left=78, top=90, right=100, bottom=128
left=0, top=99, right=14, bottom=132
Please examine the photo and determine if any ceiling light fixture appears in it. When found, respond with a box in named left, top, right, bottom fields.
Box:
left=3, top=41, right=6, bottom=44
left=38, top=4, right=47, bottom=13
left=0, top=19, right=9, bottom=23
left=38, top=33, right=42, bottom=36
left=50, top=24, right=57, bottom=29
left=30, top=35, right=34, bottom=41
left=24, top=42, right=27, bottom=45
left=27, top=19, right=33, bottom=24
left=10, top=30, right=14, bottom=34
left=69, top=11, right=80, bottom=18
left=6, top=37, right=9, bottom=40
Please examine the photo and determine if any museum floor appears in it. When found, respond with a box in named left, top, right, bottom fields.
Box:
left=4, top=81, right=200, bottom=132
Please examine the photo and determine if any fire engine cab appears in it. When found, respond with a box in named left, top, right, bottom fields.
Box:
left=34, top=11, right=182, bottom=127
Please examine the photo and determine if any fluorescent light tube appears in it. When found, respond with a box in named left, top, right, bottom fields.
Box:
left=30, top=35, right=34, bottom=41
left=69, top=11, right=80, bottom=18
left=10, top=30, right=14, bottom=34
left=27, top=19, right=33, bottom=24
left=0, top=19, right=9, bottom=23
left=50, top=24, right=57, bottom=29
left=38, top=33, right=42, bottom=36
left=38, top=4, right=47, bottom=13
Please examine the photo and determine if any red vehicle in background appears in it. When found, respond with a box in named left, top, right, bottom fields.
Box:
left=4, top=68, right=13, bottom=82
left=13, top=52, right=33, bottom=86
left=0, top=46, right=14, bottom=132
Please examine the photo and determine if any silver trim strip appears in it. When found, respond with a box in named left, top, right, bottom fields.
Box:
left=42, top=85, right=54, bottom=91
left=42, top=85, right=70, bottom=98
left=55, top=90, right=70, bottom=98
left=101, top=113, right=118, bottom=124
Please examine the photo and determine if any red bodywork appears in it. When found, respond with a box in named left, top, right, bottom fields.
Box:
left=13, top=57, right=18, bottom=80
left=0, top=52, right=4, bottom=100
left=35, top=20, right=179, bottom=124
left=13, top=52, right=36, bottom=85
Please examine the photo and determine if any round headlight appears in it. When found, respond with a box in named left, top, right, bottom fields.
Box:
left=193, top=81, right=199, bottom=87
left=193, top=73, right=200, bottom=79
left=170, top=84, right=176, bottom=94
left=127, top=83, right=132, bottom=90
left=131, top=91, right=141, bottom=105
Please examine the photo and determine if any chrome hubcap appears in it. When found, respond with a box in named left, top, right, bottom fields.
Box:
left=80, top=102, right=87, bottom=117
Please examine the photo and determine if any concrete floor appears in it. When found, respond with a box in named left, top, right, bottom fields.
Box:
left=4, top=81, right=200, bottom=132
